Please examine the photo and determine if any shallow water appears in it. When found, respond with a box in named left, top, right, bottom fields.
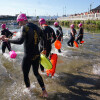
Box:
left=0, top=25, right=100, bottom=100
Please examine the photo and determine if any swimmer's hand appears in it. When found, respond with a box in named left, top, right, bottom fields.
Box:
left=41, top=50, right=46, bottom=55
left=3, top=38, right=9, bottom=42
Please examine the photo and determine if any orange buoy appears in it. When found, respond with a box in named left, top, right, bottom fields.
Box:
left=46, top=53, right=58, bottom=77
left=13, top=35, right=16, bottom=36
left=74, top=41, right=78, bottom=48
left=80, top=41, right=84, bottom=44
left=13, top=31, right=17, bottom=33
left=54, top=40, right=62, bottom=49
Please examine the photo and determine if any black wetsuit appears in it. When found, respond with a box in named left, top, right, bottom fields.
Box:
left=1, top=29, right=13, bottom=53
left=40, top=24, right=56, bottom=71
left=8, top=23, right=47, bottom=89
left=67, top=28, right=76, bottom=47
left=55, top=26, right=63, bottom=53
left=76, top=27, right=83, bottom=44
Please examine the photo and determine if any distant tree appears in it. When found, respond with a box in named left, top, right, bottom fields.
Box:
left=36, top=16, right=39, bottom=19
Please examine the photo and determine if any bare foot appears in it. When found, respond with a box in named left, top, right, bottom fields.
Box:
left=40, top=90, right=48, bottom=98
left=23, top=87, right=31, bottom=94
left=41, top=70, right=44, bottom=72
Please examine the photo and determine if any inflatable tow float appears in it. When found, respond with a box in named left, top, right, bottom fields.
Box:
left=54, top=40, right=62, bottom=50
left=40, top=53, right=58, bottom=77
left=40, top=54, right=52, bottom=70
left=74, top=41, right=79, bottom=48
left=9, top=50, right=17, bottom=59
left=46, top=53, right=58, bottom=77
left=80, top=40, right=84, bottom=44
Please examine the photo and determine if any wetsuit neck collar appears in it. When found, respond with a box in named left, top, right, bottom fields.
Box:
left=42, top=24, right=48, bottom=27
left=55, top=25, right=59, bottom=28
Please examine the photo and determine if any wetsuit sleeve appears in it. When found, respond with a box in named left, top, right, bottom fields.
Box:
left=78, top=28, right=83, bottom=36
left=56, top=30, right=59, bottom=37
left=50, top=27, right=56, bottom=43
left=56, top=28, right=63, bottom=39
left=74, top=29, right=77, bottom=35
left=7, top=30, right=13, bottom=37
left=78, top=29, right=81, bottom=36
left=80, top=28, right=83, bottom=35
left=60, top=27, right=63, bottom=39
left=1, top=31, right=4, bottom=35
left=56, top=30, right=60, bottom=39
left=8, top=26, right=25, bottom=44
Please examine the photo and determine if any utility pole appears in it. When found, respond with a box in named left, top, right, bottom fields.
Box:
left=35, top=9, right=36, bottom=17
left=90, top=2, right=94, bottom=12
left=65, top=6, right=66, bottom=16
left=88, top=8, right=89, bottom=13
left=90, top=4, right=92, bottom=11
left=63, top=7, right=64, bottom=16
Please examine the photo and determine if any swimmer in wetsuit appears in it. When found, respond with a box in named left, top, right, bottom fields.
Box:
left=1, top=24, right=13, bottom=54
left=67, top=24, right=77, bottom=47
left=39, top=18, right=56, bottom=72
left=54, top=22, right=63, bottom=53
left=76, top=23, right=84, bottom=44
left=3, top=14, right=48, bottom=97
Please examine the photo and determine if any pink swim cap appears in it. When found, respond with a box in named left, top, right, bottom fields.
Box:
left=17, top=13, right=27, bottom=23
left=1, top=24, right=6, bottom=29
left=78, top=23, right=82, bottom=27
left=54, top=22, right=59, bottom=27
left=6, top=28, right=8, bottom=30
left=9, top=50, right=17, bottom=59
left=39, top=18, right=46, bottom=25
left=70, top=24, right=74, bottom=28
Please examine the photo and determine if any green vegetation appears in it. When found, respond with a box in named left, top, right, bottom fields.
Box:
left=55, top=20, right=100, bottom=33
left=57, top=20, right=100, bottom=28
left=46, top=20, right=55, bottom=25
left=46, top=19, right=100, bottom=33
